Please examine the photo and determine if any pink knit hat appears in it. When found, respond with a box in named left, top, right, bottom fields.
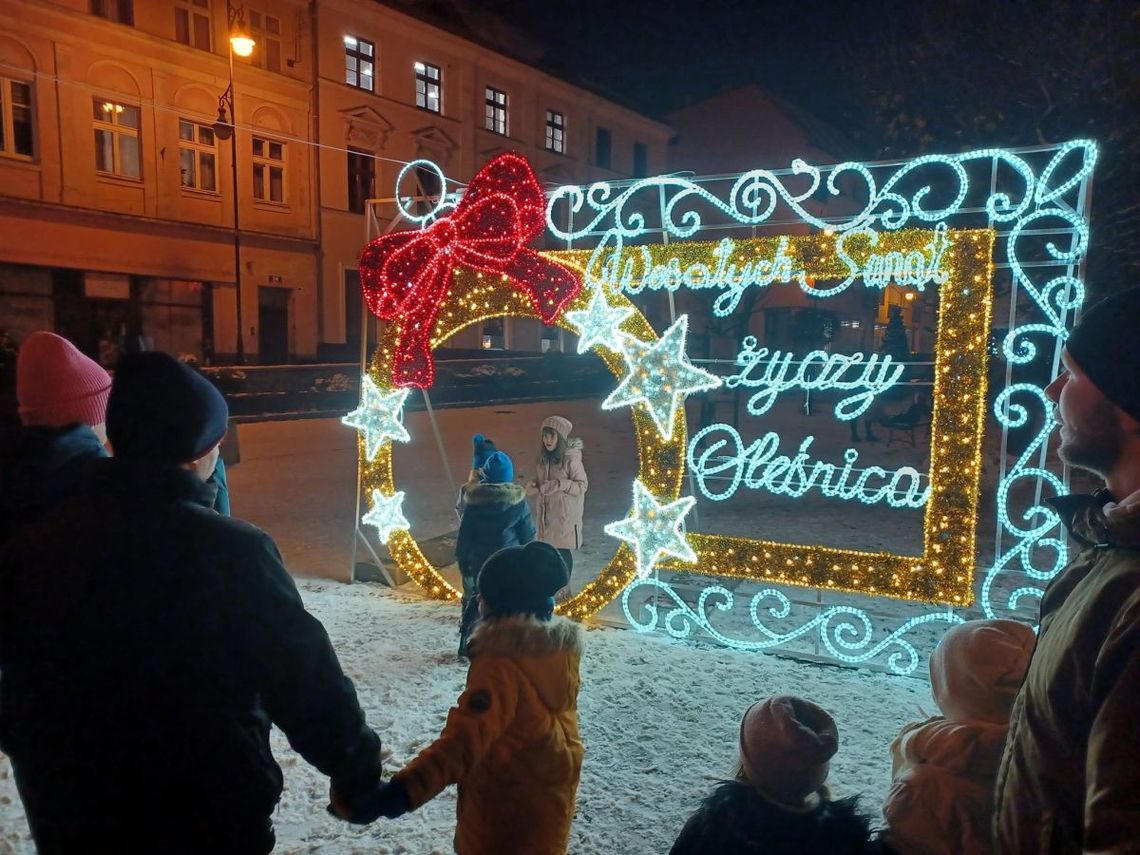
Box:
left=930, top=619, right=1036, bottom=723
left=17, top=332, right=112, bottom=428
left=739, top=695, right=839, bottom=808
left=542, top=415, right=572, bottom=439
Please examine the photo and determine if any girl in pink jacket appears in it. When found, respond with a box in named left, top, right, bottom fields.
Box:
left=528, top=416, right=587, bottom=586
left=882, top=619, right=1035, bottom=855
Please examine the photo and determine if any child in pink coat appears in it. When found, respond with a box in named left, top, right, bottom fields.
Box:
left=882, top=619, right=1036, bottom=855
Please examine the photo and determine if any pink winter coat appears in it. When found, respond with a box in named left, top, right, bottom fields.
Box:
left=883, top=619, right=1035, bottom=855
left=534, top=440, right=587, bottom=549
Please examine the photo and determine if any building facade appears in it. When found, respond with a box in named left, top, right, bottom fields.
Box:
left=0, top=0, right=671, bottom=365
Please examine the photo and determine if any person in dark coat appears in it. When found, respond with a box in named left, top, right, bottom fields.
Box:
left=670, top=695, right=882, bottom=855
left=454, top=449, right=535, bottom=655
left=0, top=331, right=111, bottom=545
left=0, top=352, right=384, bottom=854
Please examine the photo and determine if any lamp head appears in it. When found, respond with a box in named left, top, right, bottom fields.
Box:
left=230, top=33, right=256, bottom=57
left=212, top=106, right=233, bottom=141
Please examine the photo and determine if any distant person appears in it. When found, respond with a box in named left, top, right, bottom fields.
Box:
left=528, top=415, right=587, bottom=599
left=0, top=331, right=111, bottom=544
left=455, top=448, right=535, bottom=655
left=995, top=287, right=1140, bottom=853
left=882, top=619, right=1035, bottom=855
left=0, top=352, right=384, bottom=853
left=369, top=542, right=584, bottom=855
left=670, top=695, right=881, bottom=855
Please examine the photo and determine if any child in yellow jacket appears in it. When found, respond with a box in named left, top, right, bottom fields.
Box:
left=373, top=541, right=584, bottom=854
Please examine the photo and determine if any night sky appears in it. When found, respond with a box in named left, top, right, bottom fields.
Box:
left=479, top=0, right=855, bottom=119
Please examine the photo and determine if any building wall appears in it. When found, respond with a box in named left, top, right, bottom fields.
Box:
left=314, top=0, right=673, bottom=359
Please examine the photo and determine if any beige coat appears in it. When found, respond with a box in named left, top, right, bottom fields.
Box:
left=535, top=440, right=587, bottom=549
left=995, top=488, right=1140, bottom=854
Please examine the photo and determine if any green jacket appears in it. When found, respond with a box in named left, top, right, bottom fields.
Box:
left=995, top=489, right=1140, bottom=854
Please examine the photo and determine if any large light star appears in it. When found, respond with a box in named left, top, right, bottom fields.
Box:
left=605, top=479, right=697, bottom=580
left=602, top=315, right=722, bottom=438
left=362, top=489, right=410, bottom=543
left=564, top=285, right=634, bottom=354
left=342, top=375, right=411, bottom=460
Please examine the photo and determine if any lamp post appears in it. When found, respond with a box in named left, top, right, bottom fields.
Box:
left=212, top=3, right=255, bottom=364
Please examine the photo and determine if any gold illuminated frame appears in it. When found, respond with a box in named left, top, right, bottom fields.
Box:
left=360, top=227, right=994, bottom=617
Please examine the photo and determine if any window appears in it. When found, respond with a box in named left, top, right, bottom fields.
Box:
left=249, top=10, right=282, bottom=73
left=0, top=79, right=34, bottom=159
left=595, top=127, right=611, bottom=169
left=93, top=98, right=140, bottom=179
left=545, top=110, right=565, bottom=154
left=90, top=0, right=134, bottom=25
left=484, top=86, right=507, bottom=136
left=174, top=0, right=211, bottom=51
left=414, top=61, right=441, bottom=113
left=633, top=141, right=647, bottom=178
left=344, top=35, right=374, bottom=91
left=347, top=147, right=374, bottom=214
left=252, top=136, right=285, bottom=203
left=178, top=119, right=216, bottom=192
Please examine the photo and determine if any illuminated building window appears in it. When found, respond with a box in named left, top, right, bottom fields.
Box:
left=484, top=86, right=507, bottom=136
left=545, top=110, right=565, bottom=154
left=344, top=35, right=374, bottom=92
left=0, top=79, right=34, bottom=159
left=414, top=61, right=441, bottom=113
left=595, top=127, right=611, bottom=169
left=251, top=136, right=285, bottom=203
left=92, top=98, right=140, bottom=179
left=178, top=119, right=217, bottom=192
left=174, top=0, right=211, bottom=52
left=90, top=0, right=134, bottom=25
left=248, top=9, right=282, bottom=73
left=347, top=147, right=375, bottom=214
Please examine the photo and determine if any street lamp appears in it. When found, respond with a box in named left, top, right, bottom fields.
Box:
left=212, top=2, right=255, bottom=364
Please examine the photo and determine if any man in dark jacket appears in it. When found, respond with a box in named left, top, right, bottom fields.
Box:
left=0, top=352, right=383, bottom=853
left=994, top=287, right=1140, bottom=854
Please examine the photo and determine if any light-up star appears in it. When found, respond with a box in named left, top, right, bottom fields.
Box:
left=564, top=286, right=634, bottom=354
left=341, top=375, right=411, bottom=460
left=605, top=480, right=697, bottom=580
left=362, top=489, right=410, bottom=543
left=602, top=315, right=722, bottom=438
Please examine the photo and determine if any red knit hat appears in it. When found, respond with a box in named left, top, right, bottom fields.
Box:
left=17, top=332, right=112, bottom=428
left=739, top=695, right=839, bottom=808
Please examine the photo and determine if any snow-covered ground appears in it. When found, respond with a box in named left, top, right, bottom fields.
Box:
left=0, top=581, right=935, bottom=853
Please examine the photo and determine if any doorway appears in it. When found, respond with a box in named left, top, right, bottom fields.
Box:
left=257, top=286, right=290, bottom=364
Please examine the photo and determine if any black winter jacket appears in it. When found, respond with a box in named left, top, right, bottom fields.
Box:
left=455, top=481, right=536, bottom=579
left=669, top=781, right=882, bottom=855
left=0, top=459, right=381, bottom=853
left=0, top=422, right=107, bottom=545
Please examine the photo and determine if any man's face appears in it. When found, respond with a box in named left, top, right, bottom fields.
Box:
left=193, top=444, right=222, bottom=483
left=1045, top=349, right=1122, bottom=478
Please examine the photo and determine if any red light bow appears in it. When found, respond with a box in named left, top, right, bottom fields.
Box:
left=359, top=152, right=582, bottom=388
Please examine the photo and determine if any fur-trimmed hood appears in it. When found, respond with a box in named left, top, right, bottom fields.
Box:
left=566, top=437, right=584, bottom=452
left=464, top=480, right=527, bottom=507
left=468, top=615, right=582, bottom=712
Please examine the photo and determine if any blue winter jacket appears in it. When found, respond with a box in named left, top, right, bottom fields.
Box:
left=455, top=480, right=536, bottom=579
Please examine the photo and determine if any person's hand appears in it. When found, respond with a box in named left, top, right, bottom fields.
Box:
left=526, top=480, right=539, bottom=495
left=328, top=779, right=386, bottom=825
left=374, top=780, right=411, bottom=819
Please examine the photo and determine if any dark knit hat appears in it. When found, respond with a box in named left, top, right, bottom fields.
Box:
left=739, top=695, right=839, bottom=808
left=477, top=542, right=569, bottom=619
left=1066, top=287, right=1140, bottom=422
left=472, top=433, right=497, bottom=470
left=480, top=449, right=514, bottom=484
left=107, top=352, right=228, bottom=463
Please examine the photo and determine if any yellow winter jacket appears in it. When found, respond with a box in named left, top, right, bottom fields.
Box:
left=394, top=615, right=584, bottom=854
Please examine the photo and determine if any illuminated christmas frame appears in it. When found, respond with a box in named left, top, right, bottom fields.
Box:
left=349, top=141, right=1095, bottom=673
